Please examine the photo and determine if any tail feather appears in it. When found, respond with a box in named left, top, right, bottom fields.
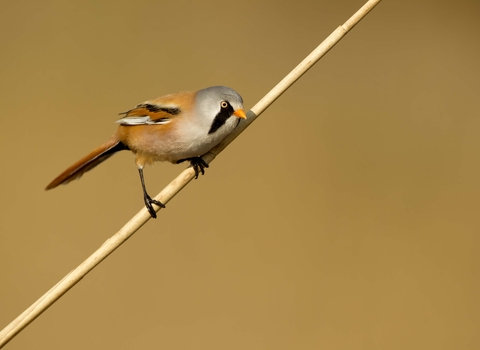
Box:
left=46, top=136, right=129, bottom=190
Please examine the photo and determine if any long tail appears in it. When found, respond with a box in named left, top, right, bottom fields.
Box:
left=45, top=135, right=129, bottom=190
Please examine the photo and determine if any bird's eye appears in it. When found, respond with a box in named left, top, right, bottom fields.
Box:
left=220, top=101, right=229, bottom=109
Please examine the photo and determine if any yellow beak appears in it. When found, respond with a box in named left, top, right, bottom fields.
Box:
left=233, top=108, right=247, bottom=119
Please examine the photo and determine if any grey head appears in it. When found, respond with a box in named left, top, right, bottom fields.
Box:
left=196, top=86, right=243, bottom=109
left=195, top=86, right=245, bottom=135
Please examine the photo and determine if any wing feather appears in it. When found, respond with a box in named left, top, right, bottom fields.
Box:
left=116, top=103, right=180, bottom=125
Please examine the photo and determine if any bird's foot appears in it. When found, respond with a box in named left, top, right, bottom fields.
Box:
left=144, top=194, right=165, bottom=219
left=177, top=157, right=209, bottom=179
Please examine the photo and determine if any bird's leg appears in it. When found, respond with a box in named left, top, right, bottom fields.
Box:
left=189, top=157, right=209, bottom=178
left=176, top=157, right=209, bottom=179
left=138, top=168, right=165, bottom=219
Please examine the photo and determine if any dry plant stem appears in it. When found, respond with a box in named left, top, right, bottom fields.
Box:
left=0, top=0, right=382, bottom=347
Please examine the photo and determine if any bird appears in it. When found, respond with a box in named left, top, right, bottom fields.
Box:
left=46, top=86, right=246, bottom=218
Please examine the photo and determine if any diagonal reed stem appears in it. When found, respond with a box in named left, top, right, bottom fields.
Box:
left=0, top=0, right=382, bottom=347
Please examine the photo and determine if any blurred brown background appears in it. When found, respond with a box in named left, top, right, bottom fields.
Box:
left=1, top=0, right=479, bottom=349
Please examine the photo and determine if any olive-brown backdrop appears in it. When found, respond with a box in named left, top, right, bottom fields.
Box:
left=1, top=0, right=479, bottom=349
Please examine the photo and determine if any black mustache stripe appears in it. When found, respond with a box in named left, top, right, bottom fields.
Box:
left=208, top=102, right=235, bottom=134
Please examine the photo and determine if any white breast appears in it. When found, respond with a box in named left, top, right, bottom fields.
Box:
left=174, top=111, right=239, bottom=158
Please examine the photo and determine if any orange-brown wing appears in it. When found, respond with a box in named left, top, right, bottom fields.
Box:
left=117, top=103, right=180, bottom=125
left=117, top=90, right=196, bottom=125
